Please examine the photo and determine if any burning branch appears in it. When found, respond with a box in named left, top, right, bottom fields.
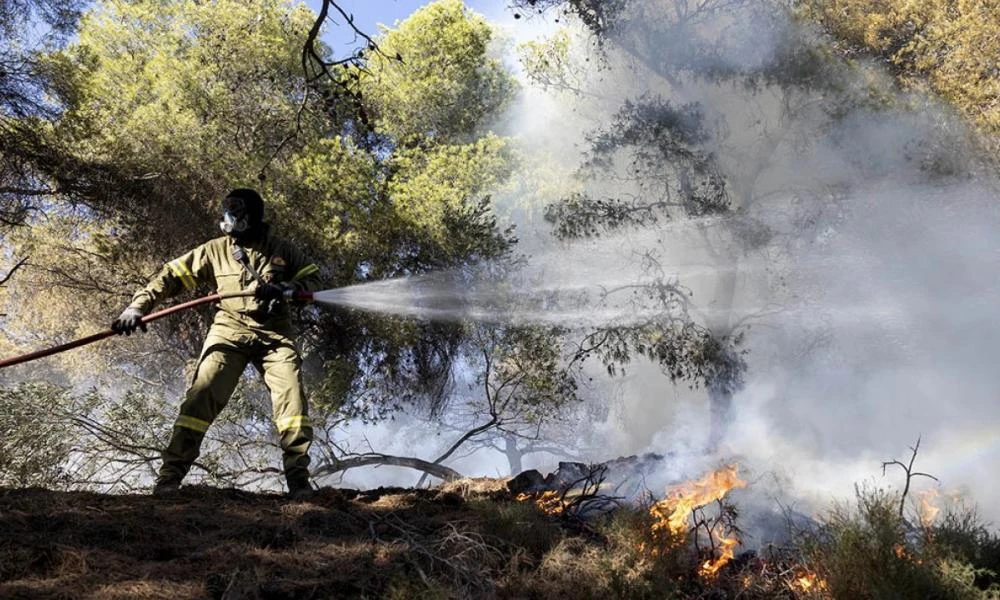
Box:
left=691, top=498, right=743, bottom=578
left=650, top=464, right=746, bottom=537
left=647, top=464, right=747, bottom=577
left=516, top=463, right=623, bottom=521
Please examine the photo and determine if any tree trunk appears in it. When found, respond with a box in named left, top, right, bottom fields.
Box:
left=503, top=433, right=524, bottom=476
left=703, top=241, right=742, bottom=452
left=706, top=378, right=734, bottom=453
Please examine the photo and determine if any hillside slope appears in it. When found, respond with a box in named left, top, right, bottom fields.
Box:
left=2, top=477, right=997, bottom=599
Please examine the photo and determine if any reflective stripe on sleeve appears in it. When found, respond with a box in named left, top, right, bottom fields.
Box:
left=276, top=415, right=312, bottom=432
left=175, top=414, right=211, bottom=433
left=167, top=260, right=197, bottom=290
left=290, top=264, right=319, bottom=283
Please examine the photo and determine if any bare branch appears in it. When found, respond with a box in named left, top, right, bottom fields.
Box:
left=314, top=453, right=463, bottom=482
left=882, top=436, right=939, bottom=518
left=0, top=255, right=27, bottom=287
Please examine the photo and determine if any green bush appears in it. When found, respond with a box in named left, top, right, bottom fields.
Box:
left=802, top=483, right=994, bottom=599
left=0, top=382, right=86, bottom=487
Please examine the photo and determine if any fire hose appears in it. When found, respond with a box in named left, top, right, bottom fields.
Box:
left=0, top=289, right=314, bottom=370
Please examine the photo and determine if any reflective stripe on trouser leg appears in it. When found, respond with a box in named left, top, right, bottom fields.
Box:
left=261, top=342, right=312, bottom=482
left=159, top=334, right=250, bottom=482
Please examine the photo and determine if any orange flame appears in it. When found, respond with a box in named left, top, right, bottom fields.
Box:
left=535, top=490, right=566, bottom=515
left=918, top=488, right=941, bottom=527
left=699, top=534, right=739, bottom=577
left=515, top=490, right=566, bottom=516
left=650, top=464, right=748, bottom=537
left=789, top=569, right=827, bottom=593
left=646, top=465, right=747, bottom=577
left=893, top=543, right=908, bottom=559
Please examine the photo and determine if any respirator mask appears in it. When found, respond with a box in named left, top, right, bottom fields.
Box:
left=219, top=196, right=249, bottom=235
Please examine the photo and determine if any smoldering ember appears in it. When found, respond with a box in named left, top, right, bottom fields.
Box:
left=1, top=0, right=999, bottom=598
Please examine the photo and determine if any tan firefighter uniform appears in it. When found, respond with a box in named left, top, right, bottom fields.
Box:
left=127, top=230, right=321, bottom=488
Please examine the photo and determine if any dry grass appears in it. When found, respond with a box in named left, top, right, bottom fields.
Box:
left=0, top=483, right=556, bottom=599
left=438, top=477, right=510, bottom=498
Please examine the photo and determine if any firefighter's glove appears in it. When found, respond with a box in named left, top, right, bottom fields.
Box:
left=112, top=307, right=147, bottom=336
left=254, top=282, right=285, bottom=303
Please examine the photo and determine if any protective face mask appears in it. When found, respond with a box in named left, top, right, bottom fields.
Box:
left=219, top=196, right=249, bottom=234
left=219, top=210, right=248, bottom=234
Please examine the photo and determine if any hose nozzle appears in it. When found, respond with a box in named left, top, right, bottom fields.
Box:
left=283, top=290, right=314, bottom=303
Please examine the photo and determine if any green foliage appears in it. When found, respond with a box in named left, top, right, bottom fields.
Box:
left=467, top=323, right=580, bottom=427
left=0, top=378, right=301, bottom=492
left=517, top=0, right=912, bottom=413
left=0, top=0, right=84, bottom=283
left=1, top=0, right=523, bottom=424
left=518, top=29, right=591, bottom=94
left=39, top=0, right=324, bottom=235
left=544, top=98, right=726, bottom=240
left=359, top=0, right=516, bottom=143
left=0, top=0, right=83, bottom=118
left=799, top=0, right=1000, bottom=147
left=0, top=382, right=172, bottom=490
left=388, top=135, right=515, bottom=253
left=933, top=507, right=1000, bottom=592
left=0, top=382, right=82, bottom=487
left=538, top=89, right=743, bottom=390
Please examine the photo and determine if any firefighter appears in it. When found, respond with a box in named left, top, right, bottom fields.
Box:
left=111, top=188, right=321, bottom=498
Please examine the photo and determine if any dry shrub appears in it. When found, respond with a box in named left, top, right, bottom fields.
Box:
left=933, top=506, right=1000, bottom=592
left=522, top=537, right=618, bottom=599
left=471, top=497, right=563, bottom=557
left=90, top=580, right=204, bottom=600
left=497, top=506, right=691, bottom=600
left=801, top=484, right=996, bottom=600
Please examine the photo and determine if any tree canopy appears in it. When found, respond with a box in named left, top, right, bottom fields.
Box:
left=2, top=0, right=517, bottom=391
left=799, top=0, right=1000, bottom=153
left=0, top=0, right=532, bottom=488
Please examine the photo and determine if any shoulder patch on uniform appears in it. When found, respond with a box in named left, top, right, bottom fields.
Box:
left=271, top=256, right=286, bottom=267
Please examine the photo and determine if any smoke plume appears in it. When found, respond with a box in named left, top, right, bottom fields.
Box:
left=478, top=0, right=1000, bottom=526
left=328, top=0, right=1000, bottom=533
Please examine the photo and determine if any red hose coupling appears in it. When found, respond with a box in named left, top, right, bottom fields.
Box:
left=284, top=290, right=314, bottom=303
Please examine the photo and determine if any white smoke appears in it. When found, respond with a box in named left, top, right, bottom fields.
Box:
left=326, top=1, right=1000, bottom=534
left=481, top=0, right=1000, bottom=526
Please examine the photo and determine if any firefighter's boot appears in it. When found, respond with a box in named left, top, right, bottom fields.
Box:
left=152, top=477, right=181, bottom=495
left=154, top=425, right=206, bottom=494
left=286, top=474, right=314, bottom=500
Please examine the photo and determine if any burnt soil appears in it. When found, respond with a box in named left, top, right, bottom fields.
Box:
left=0, top=480, right=549, bottom=600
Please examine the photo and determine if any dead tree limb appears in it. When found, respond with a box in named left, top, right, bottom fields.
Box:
left=314, top=453, right=463, bottom=482
left=301, top=1, right=395, bottom=95
left=882, top=435, right=939, bottom=518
